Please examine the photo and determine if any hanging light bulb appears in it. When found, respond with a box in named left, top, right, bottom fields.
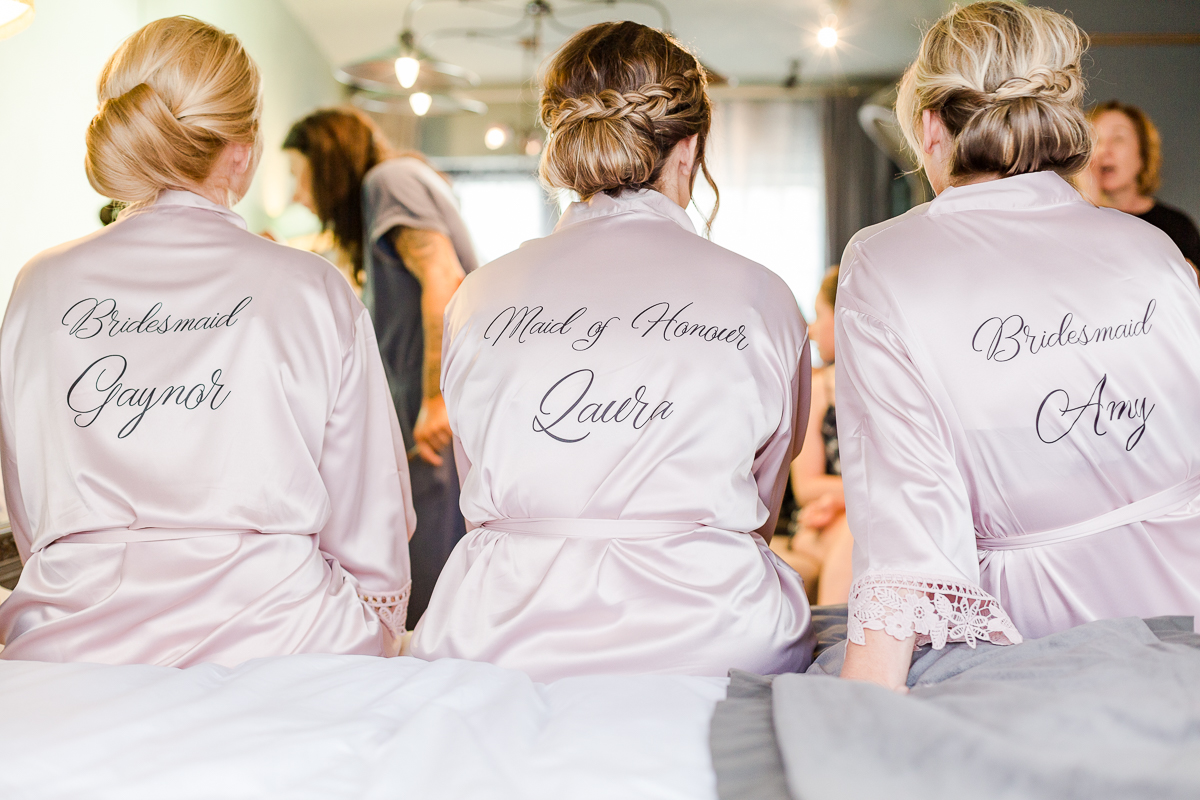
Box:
left=817, top=23, right=838, bottom=48
left=484, top=124, right=510, bottom=151
left=0, top=0, right=34, bottom=40
left=409, top=92, right=433, bottom=116
left=394, top=56, right=420, bottom=89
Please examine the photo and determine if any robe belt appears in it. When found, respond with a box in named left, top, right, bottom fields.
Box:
left=976, top=474, right=1200, bottom=552
left=48, top=527, right=264, bottom=550
left=478, top=518, right=702, bottom=538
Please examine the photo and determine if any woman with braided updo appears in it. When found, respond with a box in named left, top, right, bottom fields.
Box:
left=409, top=21, right=814, bottom=680
left=0, top=17, right=414, bottom=666
left=835, top=1, right=1200, bottom=691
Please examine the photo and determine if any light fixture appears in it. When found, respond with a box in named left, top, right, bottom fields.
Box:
left=409, top=92, right=433, bottom=116
left=394, top=55, right=421, bottom=89
left=484, top=124, right=510, bottom=150
left=0, top=0, right=34, bottom=40
left=817, top=24, right=838, bottom=48
left=523, top=136, right=543, bottom=156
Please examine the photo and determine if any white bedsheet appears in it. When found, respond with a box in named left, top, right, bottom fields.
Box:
left=0, top=655, right=725, bottom=800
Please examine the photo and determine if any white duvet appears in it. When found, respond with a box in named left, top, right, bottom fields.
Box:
left=0, top=654, right=724, bottom=800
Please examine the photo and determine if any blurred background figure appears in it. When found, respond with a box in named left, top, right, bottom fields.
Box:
left=1086, top=101, right=1200, bottom=268
left=771, top=267, right=853, bottom=605
left=284, top=109, right=477, bottom=629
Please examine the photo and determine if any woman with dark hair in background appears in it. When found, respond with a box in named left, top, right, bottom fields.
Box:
left=284, top=110, right=478, bottom=628
left=409, top=21, right=813, bottom=681
left=1085, top=101, right=1200, bottom=268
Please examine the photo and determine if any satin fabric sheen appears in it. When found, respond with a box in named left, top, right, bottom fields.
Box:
left=0, top=191, right=415, bottom=666
left=410, top=189, right=814, bottom=681
left=838, top=171, right=1200, bottom=642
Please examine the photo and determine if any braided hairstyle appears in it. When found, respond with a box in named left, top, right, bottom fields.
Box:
left=539, top=21, right=718, bottom=226
left=897, top=1, right=1092, bottom=180
left=86, top=16, right=262, bottom=207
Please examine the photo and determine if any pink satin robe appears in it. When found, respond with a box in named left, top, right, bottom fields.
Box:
left=409, top=189, right=814, bottom=682
left=0, top=191, right=415, bottom=667
left=838, top=172, right=1200, bottom=648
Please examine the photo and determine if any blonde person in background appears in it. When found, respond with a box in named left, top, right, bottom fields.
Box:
left=772, top=267, right=854, bottom=605
left=0, top=17, right=414, bottom=667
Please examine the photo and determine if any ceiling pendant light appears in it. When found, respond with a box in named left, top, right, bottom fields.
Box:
left=394, top=55, right=421, bottom=89
left=409, top=92, right=433, bottom=116
left=0, top=0, right=34, bottom=40
left=817, top=20, right=839, bottom=48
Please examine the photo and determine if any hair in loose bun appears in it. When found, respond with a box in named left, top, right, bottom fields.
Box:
left=539, top=21, right=718, bottom=225
left=896, top=1, right=1091, bottom=180
left=85, top=16, right=262, bottom=206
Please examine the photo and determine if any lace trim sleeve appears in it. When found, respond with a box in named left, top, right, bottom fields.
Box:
left=359, top=582, right=411, bottom=638
left=847, top=572, right=1022, bottom=649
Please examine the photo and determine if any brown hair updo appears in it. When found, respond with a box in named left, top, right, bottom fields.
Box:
left=539, top=21, right=718, bottom=224
left=1087, top=100, right=1162, bottom=196
left=85, top=16, right=262, bottom=207
left=896, top=1, right=1092, bottom=180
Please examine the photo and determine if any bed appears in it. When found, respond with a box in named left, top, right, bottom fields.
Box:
left=4, top=608, right=1200, bottom=799
left=0, top=653, right=725, bottom=799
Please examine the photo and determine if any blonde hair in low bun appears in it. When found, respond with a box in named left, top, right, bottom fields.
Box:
left=897, top=1, right=1092, bottom=180
left=539, top=21, right=718, bottom=227
left=85, top=16, right=262, bottom=206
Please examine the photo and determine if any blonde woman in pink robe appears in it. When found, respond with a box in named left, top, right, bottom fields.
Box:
left=0, top=18, right=414, bottom=667
left=409, top=21, right=814, bottom=682
left=838, top=1, right=1200, bottom=691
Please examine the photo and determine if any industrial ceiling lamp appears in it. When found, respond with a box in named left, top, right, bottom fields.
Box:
left=0, top=0, right=34, bottom=40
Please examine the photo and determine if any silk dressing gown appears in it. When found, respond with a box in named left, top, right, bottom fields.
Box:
left=0, top=191, right=414, bottom=667
left=838, top=171, right=1200, bottom=648
left=409, top=189, right=814, bottom=681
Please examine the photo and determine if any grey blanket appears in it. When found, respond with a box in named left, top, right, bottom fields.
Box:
left=711, top=614, right=1200, bottom=800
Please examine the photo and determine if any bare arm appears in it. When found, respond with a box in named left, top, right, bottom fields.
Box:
left=790, top=367, right=845, bottom=506
left=841, top=627, right=915, bottom=692
left=392, top=227, right=465, bottom=465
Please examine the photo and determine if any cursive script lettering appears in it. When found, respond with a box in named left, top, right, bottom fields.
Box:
left=973, top=300, right=1155, bottom=362
left=62, top=296, right=253, bottom=340
left=1035, top=374, right=1154, bottom=451
left=67, top=354, right=231, bottom=438
left=484, top=305, right=587, bottom=346
left=531, top=368, right=674, bottom=443
left=630, top=302, right=749, bottom=350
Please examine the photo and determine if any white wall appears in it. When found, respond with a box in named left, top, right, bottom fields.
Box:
left=0, top=0, right=340, bottom=310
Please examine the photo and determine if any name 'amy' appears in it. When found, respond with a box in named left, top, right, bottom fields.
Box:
left=1035, top=374, right=1154, bottom=451
left=532, top=368, right=673, bottom=443
left=67, top=354, right=230, bottom=439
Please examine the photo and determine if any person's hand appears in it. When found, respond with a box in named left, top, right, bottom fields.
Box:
left=411, top=395, right=452, bottom=466
left=799, top=493, right=843, bottom=530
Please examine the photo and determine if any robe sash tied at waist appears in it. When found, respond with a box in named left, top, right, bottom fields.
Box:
left=49, top=527, right=264, bottom=551
left=976, top=474, right=1200, bottom=551
left=478, top=518, right=704, bottom=538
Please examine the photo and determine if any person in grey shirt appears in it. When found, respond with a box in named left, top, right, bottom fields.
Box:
left=285, top=109, right=478, bottom=628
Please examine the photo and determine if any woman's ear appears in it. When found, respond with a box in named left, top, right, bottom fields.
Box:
left=228, top=142, right=255, bottom=176
left=677, top=134, right=699, bottom=181
left=921, top=109, right=947, bottom=156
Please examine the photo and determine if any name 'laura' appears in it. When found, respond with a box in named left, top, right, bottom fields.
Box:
left=532, top=369, right=673, bottom=443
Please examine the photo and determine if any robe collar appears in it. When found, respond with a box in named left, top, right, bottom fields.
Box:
left=555, top=188, right=696, bottom=235
left=128, top=189, right=249, bottom=230
left=928, top=171, right=1088, bottom=216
